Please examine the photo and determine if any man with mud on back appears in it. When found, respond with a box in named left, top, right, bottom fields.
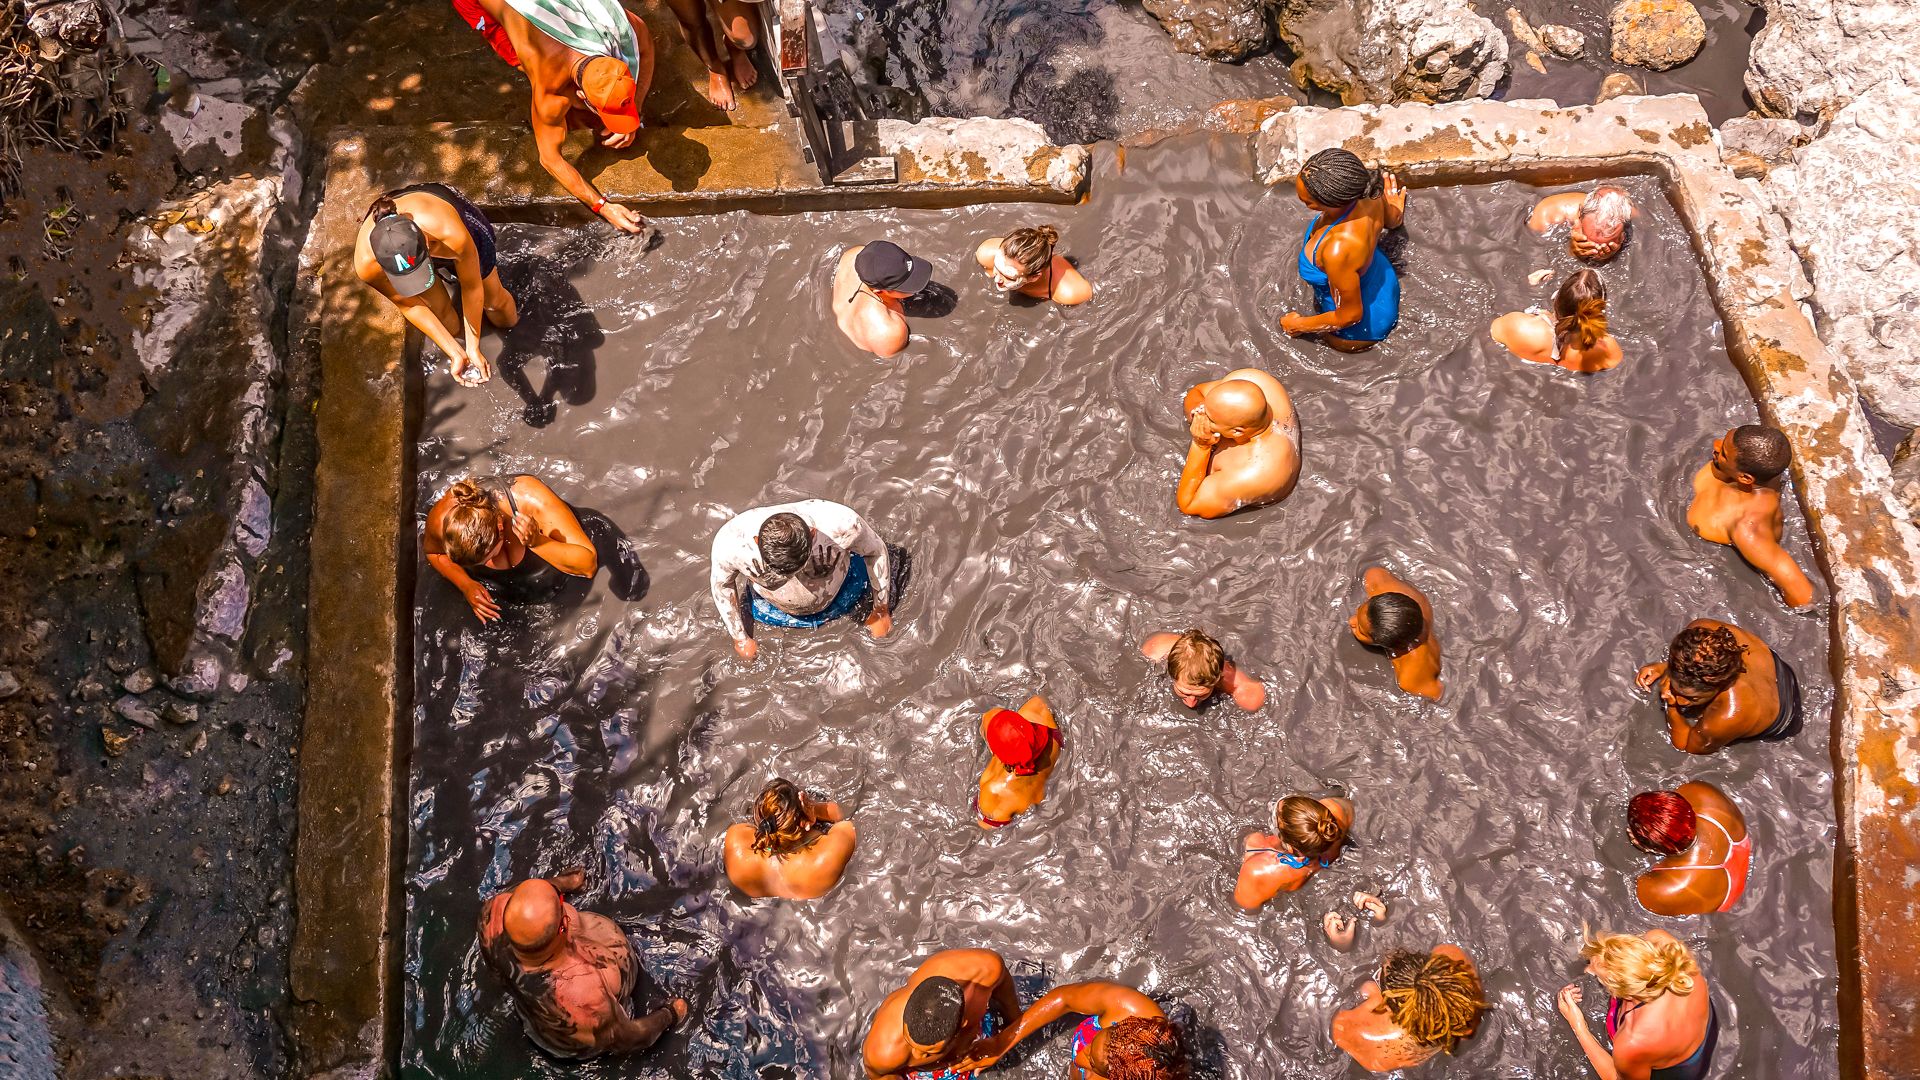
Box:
left=1176, top=367, right=1301, bottom=518
left=477, top=871, right=688, bottom=1059
left=709, top=500, right=894, bottom=660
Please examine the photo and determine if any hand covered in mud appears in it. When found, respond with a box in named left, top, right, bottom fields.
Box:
left=463, top=581, right=501, bottom=623
left=1570, top=229, right=1621, bottom=261
left=511, top=511, right=540, bottom=547
left=733, top=636, right=758, bottom=661
left=1279, top=312, right=1313, bottom=337
left=864, top=606, right=893, bottom=639
left=549, top=867, right=587, bottom=893
left=598, top=200, right=648, bottom=235
left=950, top=1029, right=1015, bottom=1073
left=1556, top=984, right=1586, bottom=1027
left=1634, top=662, right=1667, bottom=692
left=450, top=348, right=493, bottom=387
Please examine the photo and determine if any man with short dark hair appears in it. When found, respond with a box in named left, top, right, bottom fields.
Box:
left=833, top=241, right=935, bottom=358
left=1686, top=424, right=1815, bottom=607
left=709, top=499, right=893, bottom=660
left=1348, top=566, right=1442, bottom=700
left=862, top=948, right=1018, bottom=1080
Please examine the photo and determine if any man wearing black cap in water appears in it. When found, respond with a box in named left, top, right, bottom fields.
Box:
left=833, top=240, right=934, bottom=359
left=354, top=185, right=519, bottom=386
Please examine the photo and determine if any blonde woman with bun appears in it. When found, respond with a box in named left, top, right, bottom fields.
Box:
left=1558, top=927, right=1718, bottom=1080
left=975, top=225, right=1092, bottom=306
left=1234, top=793, right=1352, bottom=909
left=423, top=475, right=597, bottom=622
left=1491, top=269, right=1623, bottom=373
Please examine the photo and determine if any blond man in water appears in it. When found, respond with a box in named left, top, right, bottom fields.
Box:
left=1176, top=367, right=1300, bottom=518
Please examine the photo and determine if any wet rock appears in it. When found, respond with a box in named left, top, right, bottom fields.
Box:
left=119, top=667, right=156, bottom=694
left=1893, top=433, right=1920, bottom=521
left=1274, top=0, right=1508, bottom=105
left=879, top=116, right=1090, bottom=198
left=1760, top=79, right=1920, bottom=426
left=1596, top=72, right=1644, bottom=102
left=100, top=727, right=133, bottom=757
left=1608, top=0, right=1705, bottom=71
left=158, top=93, right=268, bottom=177
left=163, top=700, right=199, bottom=725
left=0, top=670, right=19, bottom=699
left=1539, top=24, right=1587, bottom=59
left=1720, top=116, right=1809, bottom=177
left=71, top=676, right=108, bottom=703
left=182, top=728, right=209, bottom=757
left=1140, top=0, right=1271, bottom=61
left=113, top=696, right=161, bottom=730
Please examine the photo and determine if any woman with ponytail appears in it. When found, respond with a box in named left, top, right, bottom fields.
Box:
left=1333, top=945, right=1485, bottom=1071
left=423, top=474, right=597, bottom=622
left=1559, top=928, right=1718, bottom=1080
left=1281, top=147, right=1405, bottom=351
left=354, top=185, right=518, bottom=386
left=975, top=224, right=1092, bottom=306
left=1491, top=269, right=1623, bottom=372
left=723, top=778, right=856, bottom=899
left=1234, top=793, right=1352, bottom=909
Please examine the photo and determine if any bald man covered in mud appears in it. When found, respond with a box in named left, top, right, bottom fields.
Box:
left=1176, top=367, right=1301, bottom=518
left=478, top=870, right=688, bottom=1060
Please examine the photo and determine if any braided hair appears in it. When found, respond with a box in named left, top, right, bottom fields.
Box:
left=1299, top=148, right=1383, bottom=206
left=1375, top=950, right=1485, bottom=1053
left=1104, top=1016, right=1188, bottom=1079
left=1667, top=625, right=1746, bottom=696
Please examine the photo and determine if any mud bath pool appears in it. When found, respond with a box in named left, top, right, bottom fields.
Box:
left=401, top=139, right=1837, bottom=1078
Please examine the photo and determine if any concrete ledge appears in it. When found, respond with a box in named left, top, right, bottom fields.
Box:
left=1257, top=93, right=1920, bottom=1079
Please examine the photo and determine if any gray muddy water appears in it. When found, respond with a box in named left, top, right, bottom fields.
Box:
left=403, top=139, right=1836, bottom=1078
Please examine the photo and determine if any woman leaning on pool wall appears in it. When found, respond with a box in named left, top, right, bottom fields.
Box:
left=1281, top=148, right=1404, bottom=352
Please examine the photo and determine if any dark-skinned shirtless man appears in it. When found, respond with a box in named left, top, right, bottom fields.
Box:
left=1177, top=367, right=1301, bottom=518
left=1686, top=424, right=1815, bottom=607
left=862, top=948, right=1019, bottom=1080
left=468, top=0, right=655, bottom=233
left=477, top=871, right=688, bottom=1060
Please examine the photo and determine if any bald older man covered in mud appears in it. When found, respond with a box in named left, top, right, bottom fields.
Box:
left=478, top=870, right=688, bottom=1060
left=1176, top=367, right=1301, bottom=518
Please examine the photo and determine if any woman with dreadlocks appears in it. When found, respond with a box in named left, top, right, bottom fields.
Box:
left=950, top=980, right=1187, bottom=1079
left=1635, top=618, right=1802, bottom=754
left=723, top=778, right=856, bottom=900
left=1332, top=945, right=1486, bottom=1071
left=1280, top=147, right=1405, bottom=351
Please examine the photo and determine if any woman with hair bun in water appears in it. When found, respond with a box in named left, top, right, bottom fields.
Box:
left=1559, top=928, right=1719, bottom=1080
left=975, top=224, right=1092, bottom=306
left=422, top=474, right=597, bottom=622
left=1234, top=793, right=1352, bottom=909
left=1491, top=269, right=1624, bottom=372
left=1281, top=147, right=1405, bottom=351
left=1332, top=945, right=1486, bottom=1071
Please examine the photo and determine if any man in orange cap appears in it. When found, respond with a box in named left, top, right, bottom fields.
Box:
left=974, top=695, right=1061, bottom=829
left=465, top=0, right=655, bottom=234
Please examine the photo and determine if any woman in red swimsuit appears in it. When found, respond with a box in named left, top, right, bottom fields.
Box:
left=1627, top=782, right=1750, bottom=916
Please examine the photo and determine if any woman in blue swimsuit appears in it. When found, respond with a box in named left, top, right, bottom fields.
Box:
left=1234, top=794, right=1353, bottom=910
left=1280, top=148, right=1405, bottom=352
left=1559, top=928, right=1719, bottom=1080
left=953, top=980, right=1185, bottom=1079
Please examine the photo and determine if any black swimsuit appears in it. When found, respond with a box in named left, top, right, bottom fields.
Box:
left=464, top=477, right=564, bottom=602
left=385, top=182, right=498, bottom=281
left=1744, top=651, right=1804, bottom=742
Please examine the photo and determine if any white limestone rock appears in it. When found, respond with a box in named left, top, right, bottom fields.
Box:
left=1274, top=0, right=1508, bottom=104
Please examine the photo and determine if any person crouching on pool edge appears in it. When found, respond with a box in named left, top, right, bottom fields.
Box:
left=1235, top=793, right=1351, bottom=909
left=723, top=778, right=856, bottom=900
left=1687, top=423, right=1816, bottom=608
left=862, top=948, right=1019, bottom=1080
left=975, top=225, right=1091, bottom=306
left=1140, top=629, right=1266, bottom=711
left=1529, top=185, right=1634, bottom=263
left=354, top=187, right=519, bottom=386
left=1627, top=783, right=1749, bottom=917
left=834, top=240, right=934, bottom=359
left=976, top=696, right=1062, bottom=829
left=1558, top=928, right=1719, bottom=1080
left=1349, top=567, right=1442, bottom=700
left=953, top=980, right=1186, bottom=1079
left=1635, top=619, right=1802, bottom=754
left=1177, top=367, right=1301, bottom=518
left=1281, top=147, right=1404, bottom=351
left=709, top=499, right=893, bottom=661
left=425, top=475, right=599, bottom=622
left=1332, top=945, right=1485, bottom=1072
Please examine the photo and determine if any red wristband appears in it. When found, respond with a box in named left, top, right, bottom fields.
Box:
left=591, top=195, right=607, bottom=214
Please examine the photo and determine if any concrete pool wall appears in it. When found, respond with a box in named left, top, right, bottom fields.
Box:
left=288, top=94, right=1919, bottom=1077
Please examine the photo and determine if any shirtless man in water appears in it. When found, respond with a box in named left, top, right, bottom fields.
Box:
left=834, top=241, right=933, bottom=359
left=863, top=948, right=1019, bottom=1080
left=1686, top=424, right=1815, bottom=607
left=723, top=778, right=857, bottom=899
left=1529, top=185, right=1634, bottom=263
left=477, top=871, right=688, bottom=1060
left=467, top=0, right=654, bottom=233
left=1176, top=367, right=1300, bottom=518
left=1349, top=567, right=1442, bottom=700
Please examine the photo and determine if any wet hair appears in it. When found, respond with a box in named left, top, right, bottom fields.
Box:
left=750, top=778, right=813, bottom=857
left=1165, top=630, right=1225, bottom=689
left=1731, top=424, right=1791, bottom=482
left=1374, top=949, right=1486, bottom=1053
left=1579, top=186, right=1633, bottom=240
left=903, top=976, right=966, bottom=1045
left=365, top=193, right=402, bottom=222
left=998, top=226, right=1059, bottom=277
left=1276, top=794, right=1346, bottom=860
left=1362, top=593, right=1424, bottom=654
left=1580, top=927, right=1699, bottom=1004
left=1628, top=791, right=1698, bottom=856
left=1666, top=625, right=1747, bottom=696
left=1553, top=269, right=1609, bottom=352
left=443, top=479, right=503, bottom=565
left=1299, top=148, right=1382, bottom=206
left=1105, top=1016, right=1188, bottom=1080
left=756, top=513, right=811, bottom=576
